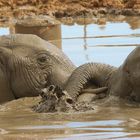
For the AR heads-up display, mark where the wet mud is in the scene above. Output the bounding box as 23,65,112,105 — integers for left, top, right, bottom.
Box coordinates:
32,84,140,113
32,85,95,113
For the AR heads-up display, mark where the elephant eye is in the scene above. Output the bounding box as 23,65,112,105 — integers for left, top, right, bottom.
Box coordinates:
37,54,48,63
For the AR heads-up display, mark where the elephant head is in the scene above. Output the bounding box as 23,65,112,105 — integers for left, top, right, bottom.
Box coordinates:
0,34,75,103
110,47,140,102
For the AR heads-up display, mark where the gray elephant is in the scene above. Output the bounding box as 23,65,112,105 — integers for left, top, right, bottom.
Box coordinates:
63,47,140,103
0,34,75,103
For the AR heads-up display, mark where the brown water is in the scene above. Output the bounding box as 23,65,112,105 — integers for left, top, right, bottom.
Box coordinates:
0,16,140,140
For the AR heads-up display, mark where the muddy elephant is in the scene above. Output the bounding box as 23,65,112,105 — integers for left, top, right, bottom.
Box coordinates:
0,34,75,103
63,47,140,103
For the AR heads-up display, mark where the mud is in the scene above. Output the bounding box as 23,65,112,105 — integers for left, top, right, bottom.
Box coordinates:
32,85,95,113
32,85,140,113
0,0,140,24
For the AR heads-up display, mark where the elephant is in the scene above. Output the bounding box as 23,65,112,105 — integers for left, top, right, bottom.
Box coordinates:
63,47,140,103
0,34,75,103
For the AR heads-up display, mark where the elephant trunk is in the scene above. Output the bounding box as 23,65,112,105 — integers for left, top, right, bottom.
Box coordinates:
64,63,116,101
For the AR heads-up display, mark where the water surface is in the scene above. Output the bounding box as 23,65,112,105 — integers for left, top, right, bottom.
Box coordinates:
0,16,140,140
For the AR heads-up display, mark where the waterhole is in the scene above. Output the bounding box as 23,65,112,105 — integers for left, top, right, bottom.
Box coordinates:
0,15,140,140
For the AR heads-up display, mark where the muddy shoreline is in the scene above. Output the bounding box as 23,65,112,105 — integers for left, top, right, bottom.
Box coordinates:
0,0,140,24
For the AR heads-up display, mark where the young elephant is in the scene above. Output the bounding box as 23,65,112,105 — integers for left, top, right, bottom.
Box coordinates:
0,34,75,103
63,47,140,103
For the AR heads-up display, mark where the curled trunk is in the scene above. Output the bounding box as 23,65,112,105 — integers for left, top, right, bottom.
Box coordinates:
64,63,116,101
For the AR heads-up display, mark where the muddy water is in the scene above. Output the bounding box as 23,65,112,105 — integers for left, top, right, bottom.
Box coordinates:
0,16,140,139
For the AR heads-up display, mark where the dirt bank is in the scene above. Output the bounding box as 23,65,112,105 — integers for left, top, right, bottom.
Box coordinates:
0,0,140,23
